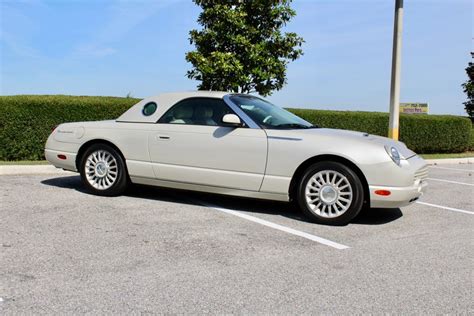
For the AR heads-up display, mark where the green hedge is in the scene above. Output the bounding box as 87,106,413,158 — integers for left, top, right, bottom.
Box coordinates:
288,109,472,154
0,95,139,160
470,127,474,151
0,95,471,160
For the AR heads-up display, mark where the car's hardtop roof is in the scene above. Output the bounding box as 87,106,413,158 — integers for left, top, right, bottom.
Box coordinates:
116,91,234,123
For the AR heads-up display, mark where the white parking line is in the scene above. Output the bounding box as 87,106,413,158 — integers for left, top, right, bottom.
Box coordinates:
195,200,349,250
416,201,474,215
427,178,474,186
429,166,473,172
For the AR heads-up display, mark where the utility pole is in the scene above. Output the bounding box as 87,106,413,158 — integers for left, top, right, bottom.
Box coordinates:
388,0,404,140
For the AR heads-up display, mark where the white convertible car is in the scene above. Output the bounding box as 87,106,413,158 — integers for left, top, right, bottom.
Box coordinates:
45,91,428,225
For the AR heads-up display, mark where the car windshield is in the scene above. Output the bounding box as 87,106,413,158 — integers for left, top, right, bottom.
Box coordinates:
229,95,317,129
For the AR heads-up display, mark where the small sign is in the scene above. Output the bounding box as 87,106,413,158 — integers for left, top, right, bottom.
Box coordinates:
400,103,429,114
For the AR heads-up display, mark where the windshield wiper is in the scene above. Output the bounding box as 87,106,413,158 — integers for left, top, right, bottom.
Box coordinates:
274,123,319,129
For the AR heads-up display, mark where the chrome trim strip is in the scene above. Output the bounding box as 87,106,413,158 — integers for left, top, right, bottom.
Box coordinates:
223,94,261,129
267,136,302,141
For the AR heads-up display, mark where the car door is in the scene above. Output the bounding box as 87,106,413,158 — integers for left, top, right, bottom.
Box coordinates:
148,97,267,191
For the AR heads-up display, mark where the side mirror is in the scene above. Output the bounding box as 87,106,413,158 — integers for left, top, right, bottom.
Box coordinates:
222,114,242,126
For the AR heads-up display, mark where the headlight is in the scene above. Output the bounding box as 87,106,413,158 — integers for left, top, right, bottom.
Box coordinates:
385,145,403,166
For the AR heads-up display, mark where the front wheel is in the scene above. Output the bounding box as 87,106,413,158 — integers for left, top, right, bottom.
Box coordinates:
79,144,128,196
296,161,364,225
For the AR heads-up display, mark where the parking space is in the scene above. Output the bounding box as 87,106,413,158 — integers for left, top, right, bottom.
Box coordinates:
427,165,473,184
420,165,473,212
0,164,472,313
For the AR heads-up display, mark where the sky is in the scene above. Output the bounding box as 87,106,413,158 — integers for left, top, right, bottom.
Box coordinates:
0,0,472,115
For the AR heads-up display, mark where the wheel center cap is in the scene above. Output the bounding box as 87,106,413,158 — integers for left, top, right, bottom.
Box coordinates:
95,162,107,177
320,185,338,204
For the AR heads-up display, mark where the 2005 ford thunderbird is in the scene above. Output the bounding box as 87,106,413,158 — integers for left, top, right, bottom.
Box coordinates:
45,91,428,225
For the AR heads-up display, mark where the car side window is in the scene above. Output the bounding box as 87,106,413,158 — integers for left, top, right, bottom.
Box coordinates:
158,98,235,126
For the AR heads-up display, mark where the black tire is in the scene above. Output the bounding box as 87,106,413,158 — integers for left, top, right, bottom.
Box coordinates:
79,143,128,196
296,161,364,225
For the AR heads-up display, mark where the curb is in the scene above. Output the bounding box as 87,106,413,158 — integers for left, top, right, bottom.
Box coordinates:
0,165,74,176
424,157,473,165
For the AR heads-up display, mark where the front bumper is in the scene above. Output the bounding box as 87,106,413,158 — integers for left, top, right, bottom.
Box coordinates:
369,180,427,208
369,154,428,208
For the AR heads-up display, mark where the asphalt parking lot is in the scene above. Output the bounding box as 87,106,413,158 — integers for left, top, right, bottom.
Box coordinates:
1,164,473,314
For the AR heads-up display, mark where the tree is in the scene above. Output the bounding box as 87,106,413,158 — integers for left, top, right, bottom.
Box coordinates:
462,52,474,119
185,0,304,96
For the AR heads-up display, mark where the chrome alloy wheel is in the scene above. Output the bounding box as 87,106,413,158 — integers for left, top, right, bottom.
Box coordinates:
305,170,353,218
84,150,118,190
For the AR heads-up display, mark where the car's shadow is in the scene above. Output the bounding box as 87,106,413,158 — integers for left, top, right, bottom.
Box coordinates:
41,175,403,226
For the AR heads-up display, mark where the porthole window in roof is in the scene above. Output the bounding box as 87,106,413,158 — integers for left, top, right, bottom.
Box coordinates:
142,102,157,116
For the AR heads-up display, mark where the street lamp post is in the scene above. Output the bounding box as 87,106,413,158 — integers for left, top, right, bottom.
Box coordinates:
388,0,404,140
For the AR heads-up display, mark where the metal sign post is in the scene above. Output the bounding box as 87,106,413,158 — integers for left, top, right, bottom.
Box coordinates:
388,0,404,140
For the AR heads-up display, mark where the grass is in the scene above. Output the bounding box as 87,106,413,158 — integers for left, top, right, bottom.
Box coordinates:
0,160,50,165
420,152,474,159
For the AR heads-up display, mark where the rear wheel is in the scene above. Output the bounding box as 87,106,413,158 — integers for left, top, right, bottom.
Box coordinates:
296,161,364,225
79,144,128,196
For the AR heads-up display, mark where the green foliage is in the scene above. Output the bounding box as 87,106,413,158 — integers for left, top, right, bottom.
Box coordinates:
398,114,471,153
462,52,474,119
186,0,304,96
288,109,472,154
470,127,474,151
0,95,138,160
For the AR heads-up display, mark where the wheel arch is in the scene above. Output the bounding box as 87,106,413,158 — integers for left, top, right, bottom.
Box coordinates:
289,154,370,208
75,139,127,172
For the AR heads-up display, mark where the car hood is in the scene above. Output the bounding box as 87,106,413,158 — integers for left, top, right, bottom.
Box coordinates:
265,128,417,159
